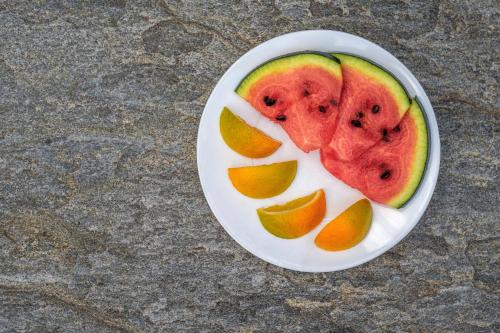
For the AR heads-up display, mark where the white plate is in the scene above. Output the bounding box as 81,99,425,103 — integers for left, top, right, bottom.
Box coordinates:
197,30,440,272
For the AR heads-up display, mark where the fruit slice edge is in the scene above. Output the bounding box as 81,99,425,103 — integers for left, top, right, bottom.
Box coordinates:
235,51,341,97
387,98,429,208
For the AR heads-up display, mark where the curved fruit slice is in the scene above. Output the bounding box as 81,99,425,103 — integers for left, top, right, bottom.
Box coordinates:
236,52,343,152
325,53,411,161
228,161,297,199
220,107,281,158
321,99,428,208
315,199,372,251
257,189,326,239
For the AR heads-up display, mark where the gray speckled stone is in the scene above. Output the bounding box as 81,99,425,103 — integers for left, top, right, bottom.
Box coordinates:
0,1,498,332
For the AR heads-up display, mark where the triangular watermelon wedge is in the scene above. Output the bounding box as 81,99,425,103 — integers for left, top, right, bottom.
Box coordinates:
324,53,411,161
236,52,343,152
321,99,429,208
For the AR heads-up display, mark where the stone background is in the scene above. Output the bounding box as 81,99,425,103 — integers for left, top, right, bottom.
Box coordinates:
0,1,498,332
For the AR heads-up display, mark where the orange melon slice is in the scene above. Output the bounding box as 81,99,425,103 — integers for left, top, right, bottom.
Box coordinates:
220,107,281,158
257,189,326,239
315,199,372,251
228,161,297,199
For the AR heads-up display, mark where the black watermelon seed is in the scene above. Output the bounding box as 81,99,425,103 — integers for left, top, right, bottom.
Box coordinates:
382,129,389,142
276,114,286,121
319,105,326,113
372,105,380,113
357,112,364,118
303,90,310,96
263,96,276,106
380,170,391,180
393,125,400,132
330,99,338,106
351,119,362,128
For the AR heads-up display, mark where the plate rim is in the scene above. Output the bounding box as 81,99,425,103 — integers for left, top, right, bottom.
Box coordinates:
196,30,441,272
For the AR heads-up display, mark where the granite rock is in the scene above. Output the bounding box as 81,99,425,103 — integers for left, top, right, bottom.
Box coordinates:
0,0,498,332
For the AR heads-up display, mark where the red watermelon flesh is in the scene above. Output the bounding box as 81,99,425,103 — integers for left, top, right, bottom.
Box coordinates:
236,53,343,152
325,54,410,161
321,99,428,208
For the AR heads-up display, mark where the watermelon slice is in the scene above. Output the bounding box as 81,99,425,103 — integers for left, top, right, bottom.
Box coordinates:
321,99,429,208
235,52,343,152
325,53,411,161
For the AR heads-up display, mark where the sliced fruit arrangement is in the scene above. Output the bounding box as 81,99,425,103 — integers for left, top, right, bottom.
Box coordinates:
257,189,326,239
228,161,297,199
219,107,281,158
321,99,428,208
219,50,429,247
315,199,372,251
324,53,411,161
235,52,343,152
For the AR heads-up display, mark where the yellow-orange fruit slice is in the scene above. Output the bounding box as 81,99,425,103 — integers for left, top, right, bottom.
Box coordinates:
220,107,281,158
257,189,326,239
315,199,372,251
228,161,297,199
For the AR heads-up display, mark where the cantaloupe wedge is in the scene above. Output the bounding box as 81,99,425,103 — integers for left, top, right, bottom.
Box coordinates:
228,161,297,199
220,107,281,158
315,199,372,251
257,189,326,239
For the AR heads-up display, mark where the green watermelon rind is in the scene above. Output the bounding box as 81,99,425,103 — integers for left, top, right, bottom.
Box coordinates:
235,51,342,98
330,52,426,208
331,53,411,118
389,98,429,208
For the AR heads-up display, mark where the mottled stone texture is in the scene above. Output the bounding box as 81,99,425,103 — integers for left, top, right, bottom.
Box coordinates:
0,0,498,332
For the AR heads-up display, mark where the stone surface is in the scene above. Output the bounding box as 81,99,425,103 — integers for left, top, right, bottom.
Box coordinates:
0,0,498,332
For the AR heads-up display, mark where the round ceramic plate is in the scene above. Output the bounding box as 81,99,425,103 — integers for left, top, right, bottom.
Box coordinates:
197,30,440,272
